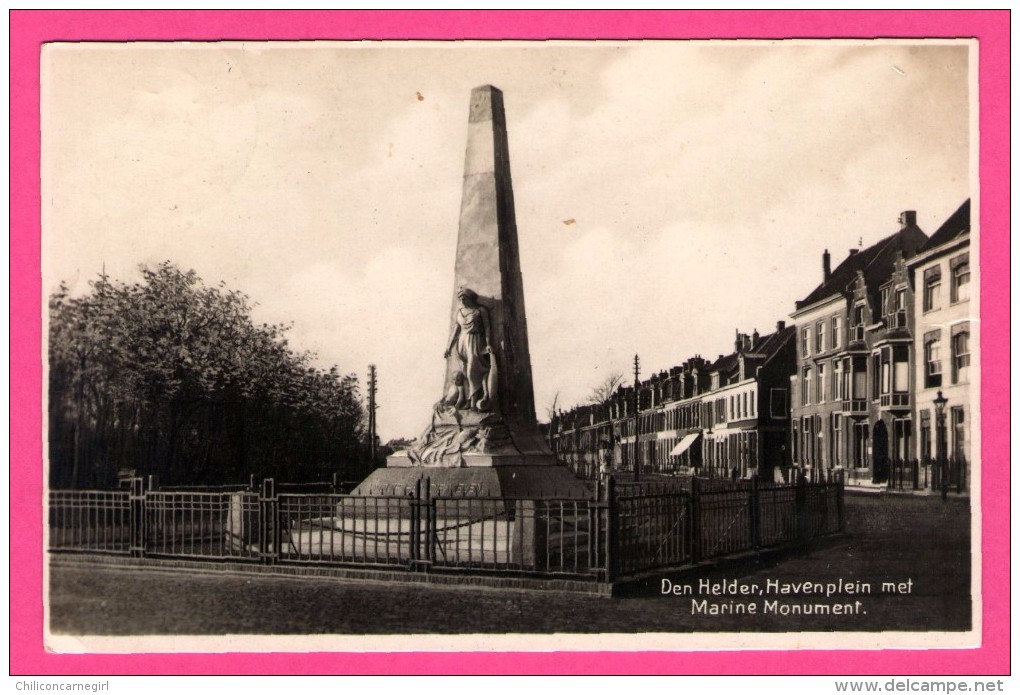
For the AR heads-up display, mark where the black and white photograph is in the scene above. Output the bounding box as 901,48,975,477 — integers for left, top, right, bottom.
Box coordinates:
42,39,977,653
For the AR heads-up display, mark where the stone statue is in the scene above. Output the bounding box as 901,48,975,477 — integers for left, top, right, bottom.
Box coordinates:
438,370,468,411
444,288,497,412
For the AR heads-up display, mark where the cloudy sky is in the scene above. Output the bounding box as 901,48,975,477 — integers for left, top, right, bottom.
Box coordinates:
42,41,972,441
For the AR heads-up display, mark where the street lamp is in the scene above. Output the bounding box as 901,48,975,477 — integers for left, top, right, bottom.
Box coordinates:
934,390,948,502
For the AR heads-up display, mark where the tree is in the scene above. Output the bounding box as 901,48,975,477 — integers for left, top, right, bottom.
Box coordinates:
587,372,624,405
48,262,367,488
544,391,560,421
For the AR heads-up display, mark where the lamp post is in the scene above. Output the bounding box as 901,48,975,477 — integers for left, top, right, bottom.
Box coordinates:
934,390,948,502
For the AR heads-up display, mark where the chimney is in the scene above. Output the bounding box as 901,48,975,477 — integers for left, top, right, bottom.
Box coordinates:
899,210,917,229
848,248,859,257
776,320,786,331
752,329,760,344
823,249,832,282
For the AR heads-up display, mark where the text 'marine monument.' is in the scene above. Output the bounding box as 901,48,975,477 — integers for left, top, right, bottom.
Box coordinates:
355,85,588,498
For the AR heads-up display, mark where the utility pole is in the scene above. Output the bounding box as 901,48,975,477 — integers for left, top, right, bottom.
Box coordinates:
367,364,378,469
633,353,641,483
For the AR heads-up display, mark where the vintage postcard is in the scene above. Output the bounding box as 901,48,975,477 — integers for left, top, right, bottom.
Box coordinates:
13,11,1010,676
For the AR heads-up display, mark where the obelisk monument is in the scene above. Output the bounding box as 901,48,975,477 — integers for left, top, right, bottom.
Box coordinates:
354,85,587,498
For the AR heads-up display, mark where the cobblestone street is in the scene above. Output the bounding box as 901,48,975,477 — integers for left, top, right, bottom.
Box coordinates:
48,493,971,636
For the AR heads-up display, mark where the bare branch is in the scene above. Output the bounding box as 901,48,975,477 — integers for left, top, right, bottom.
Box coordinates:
587,372,624,405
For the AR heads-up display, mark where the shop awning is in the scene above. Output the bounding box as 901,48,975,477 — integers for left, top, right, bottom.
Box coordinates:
670,432,701,457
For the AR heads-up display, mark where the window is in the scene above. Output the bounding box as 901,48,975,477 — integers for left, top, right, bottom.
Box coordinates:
802,367,811,406
817,363,826,403
815,321,825,353
880,287,890,316
924,330,942,388
892,289,907,327
801,327,811,357
770,388,787,419
831,316,841,350
893,345,909,393
951,407,966,461
832,360,841,400
951,255,970,303
952,330,970,383
851,304,865,342
923,267,942,312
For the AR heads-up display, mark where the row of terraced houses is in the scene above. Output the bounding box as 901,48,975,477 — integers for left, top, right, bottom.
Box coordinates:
546,200,973,490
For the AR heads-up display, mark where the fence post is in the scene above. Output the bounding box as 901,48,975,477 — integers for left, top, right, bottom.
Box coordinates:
795,472,807,540
590,478,602,575
259,478,278,564
423,477,433,567
129,477,145,557
409,479,421,569
749,475,760,551
836,477,845,532
690,476,701,564
604,475,617,584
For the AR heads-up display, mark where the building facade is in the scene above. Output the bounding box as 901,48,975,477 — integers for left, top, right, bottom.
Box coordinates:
789,212,928,482
908,200,972,489
548,324,795,481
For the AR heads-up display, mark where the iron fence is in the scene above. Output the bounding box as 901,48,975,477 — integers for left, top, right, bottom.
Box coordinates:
278,493,414,567
614,489,691,576
143,490,262,561
49,475,843,583
49,489,132,554
886,457,966,493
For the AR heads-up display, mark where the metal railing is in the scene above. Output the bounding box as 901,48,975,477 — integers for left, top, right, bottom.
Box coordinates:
886,457,966,493
49,489,132,554
49,475,844,583
841,398,867,414
879,392,911,409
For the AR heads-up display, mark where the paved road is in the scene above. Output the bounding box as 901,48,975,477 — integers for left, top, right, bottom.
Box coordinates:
49,493,971,635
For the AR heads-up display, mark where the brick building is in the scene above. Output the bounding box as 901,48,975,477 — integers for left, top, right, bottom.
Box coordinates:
789,212,928,482
908,200,972,489
548,323,795,481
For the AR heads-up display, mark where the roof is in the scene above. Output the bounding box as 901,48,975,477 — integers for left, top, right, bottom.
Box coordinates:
710,324,796,377
796,223,928,310
755,324,797,365
918,199,970,253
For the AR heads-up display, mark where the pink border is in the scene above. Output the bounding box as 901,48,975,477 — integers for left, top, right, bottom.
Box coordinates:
11,10,1009,675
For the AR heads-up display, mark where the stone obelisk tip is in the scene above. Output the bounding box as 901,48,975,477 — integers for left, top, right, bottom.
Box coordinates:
469,85,503,124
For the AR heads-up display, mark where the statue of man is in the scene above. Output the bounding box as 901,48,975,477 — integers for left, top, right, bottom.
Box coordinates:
443,288,496,411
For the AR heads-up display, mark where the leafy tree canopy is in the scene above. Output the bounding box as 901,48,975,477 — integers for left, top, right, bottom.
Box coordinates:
49,262,369,488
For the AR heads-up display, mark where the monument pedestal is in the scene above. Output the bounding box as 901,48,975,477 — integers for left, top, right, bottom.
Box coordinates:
352,460,589,499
